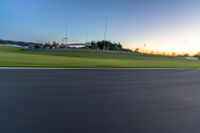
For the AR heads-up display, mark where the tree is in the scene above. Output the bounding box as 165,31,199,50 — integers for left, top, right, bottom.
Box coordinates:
52,41,59,49
89,40,125,51
124,48,133,52
33,44,42,49
0,39,5,44
194,52,200,58
117,43,123,50
134,48,140,53
59,44,66,49
43,43,52,49
183,53,189,57
91,41,98,49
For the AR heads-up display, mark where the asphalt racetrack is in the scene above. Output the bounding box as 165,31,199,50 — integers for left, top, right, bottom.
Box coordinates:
0,69,200,133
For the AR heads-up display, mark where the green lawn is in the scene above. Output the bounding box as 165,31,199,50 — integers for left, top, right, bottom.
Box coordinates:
0,46,200,68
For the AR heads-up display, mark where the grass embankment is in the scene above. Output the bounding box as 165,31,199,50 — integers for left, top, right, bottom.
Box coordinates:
0,46,200,68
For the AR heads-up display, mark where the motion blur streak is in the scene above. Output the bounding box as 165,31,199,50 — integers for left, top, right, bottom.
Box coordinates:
0,69,200,133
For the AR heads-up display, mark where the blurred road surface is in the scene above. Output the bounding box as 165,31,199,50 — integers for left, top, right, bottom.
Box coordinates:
0,69,200,133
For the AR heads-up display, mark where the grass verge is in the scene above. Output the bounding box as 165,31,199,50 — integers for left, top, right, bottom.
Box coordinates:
0,46,199,68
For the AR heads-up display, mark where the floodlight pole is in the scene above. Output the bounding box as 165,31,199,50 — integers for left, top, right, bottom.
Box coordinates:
86,30,88,44
65,21,68,49
104,17,107,42
184,38,188,54
143,44,146,53
104,17,108,50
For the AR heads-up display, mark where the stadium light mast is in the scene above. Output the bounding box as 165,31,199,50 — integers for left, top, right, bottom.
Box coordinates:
143,44,146,53
104,17,108,50
104,17,108,42
65,21,68,47
184,38,188,54
86,29,88,44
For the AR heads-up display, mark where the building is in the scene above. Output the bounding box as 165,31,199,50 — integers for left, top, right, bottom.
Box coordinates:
67,43,91,48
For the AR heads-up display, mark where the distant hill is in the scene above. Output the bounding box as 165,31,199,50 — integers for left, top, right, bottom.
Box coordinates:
0,39,42,46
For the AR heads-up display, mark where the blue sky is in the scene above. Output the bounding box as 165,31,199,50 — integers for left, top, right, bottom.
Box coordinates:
1,0,200,53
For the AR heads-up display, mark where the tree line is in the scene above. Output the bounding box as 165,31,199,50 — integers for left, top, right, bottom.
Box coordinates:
88,41,132,52
0,38,133,52
30,40,133,52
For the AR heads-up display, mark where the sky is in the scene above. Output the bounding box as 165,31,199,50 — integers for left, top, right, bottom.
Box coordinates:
1,0,200,53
